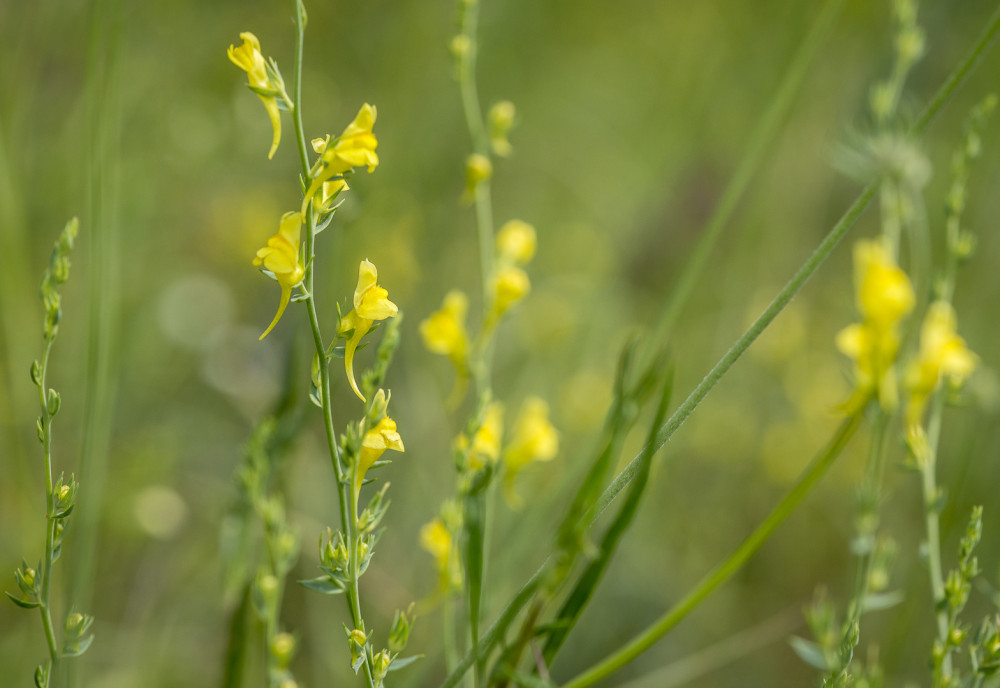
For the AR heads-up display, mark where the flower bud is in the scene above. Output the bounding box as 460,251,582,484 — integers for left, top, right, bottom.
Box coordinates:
463,154,492,201
271,632,296,667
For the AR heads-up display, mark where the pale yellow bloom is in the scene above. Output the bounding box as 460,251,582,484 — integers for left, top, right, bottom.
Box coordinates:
492,265,530,318
253,211,305,340
302,104,379,213
503,397,558,507
904,301,976,427
463,153,492,202
455,402,504,471
227,32,282,159
420,290,469,368
339,260,398,401
496,220,536,265
355,394,404,496
420,516,461,590
836,238,914,411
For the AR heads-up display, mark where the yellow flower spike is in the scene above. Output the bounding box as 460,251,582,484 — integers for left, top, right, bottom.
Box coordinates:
502,397,558,508
227,32,282,159
339,260,398,401
492,265,531,318
302,104,379,214
496,220,536,265
253,211,305,340
420,290,470,368
904,301,977,427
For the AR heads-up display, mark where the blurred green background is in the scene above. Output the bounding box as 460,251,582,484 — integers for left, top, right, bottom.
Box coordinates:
3,0,1000,685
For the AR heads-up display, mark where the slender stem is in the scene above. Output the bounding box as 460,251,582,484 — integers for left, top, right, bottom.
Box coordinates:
36,338,60,684
563,410,864,688
289,3,374,686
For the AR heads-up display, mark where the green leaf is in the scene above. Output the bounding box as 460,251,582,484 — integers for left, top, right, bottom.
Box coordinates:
62,634,94,657
299,576,345,595
34,664,47,688
789,636,833,671
5,591,40,609
386,654,423,672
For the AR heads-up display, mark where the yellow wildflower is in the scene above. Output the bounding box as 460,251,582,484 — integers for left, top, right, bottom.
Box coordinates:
836,238,914,411
339,260,398,401
253,211,305,340
420,516,461,590
904,301,976,427
420,290,470,369
496,220,536,265
502,397,558,507
492,265,530,318
355,391,404,496
227,32,283,159
455,402,504,471
302,104,379,213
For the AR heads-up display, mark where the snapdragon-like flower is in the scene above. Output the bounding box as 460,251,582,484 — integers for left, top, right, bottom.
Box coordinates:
227,32,283,159
496,219,536,265
455,401,504,471
904,301,976,427
492,265,531,318
420,517,461,590
355,391,404,497
420,290,470,369
253,211,305,340
338,260,398,401
502,397,558,507
836,238,914,411
302,104,379,214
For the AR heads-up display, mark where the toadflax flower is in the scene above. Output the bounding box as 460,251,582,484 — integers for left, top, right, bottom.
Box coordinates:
496,219,536,265
253,211,305,340
227,32,284,159
454,401,504,471
420,290,470,369
502,397,558,507
835,238,914,412
903,300,976,428
338,260,398,401
302,104,379,214
355,390,404,497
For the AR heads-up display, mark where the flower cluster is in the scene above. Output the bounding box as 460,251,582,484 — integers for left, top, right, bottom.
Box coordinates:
490,219,537,322
302,104,379,214
835,238,915,411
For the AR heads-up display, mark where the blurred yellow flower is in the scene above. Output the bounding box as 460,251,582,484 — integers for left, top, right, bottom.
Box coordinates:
463,153,492,202
227,32,283,159
488,101,516,157
339,260,398,401
302,104,379,213
503,397,558,507
253,211,304,340
496,219,536,265
455,402,504,471
492,265,530,318
420,290,469,369
904,301,976,427
420,517,460,589
836,238,914,411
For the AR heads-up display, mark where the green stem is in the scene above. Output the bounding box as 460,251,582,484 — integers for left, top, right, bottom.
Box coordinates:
562,410,864,688
289,3,374,687
923,368,951,684
37,338,59,683
649,0,845,347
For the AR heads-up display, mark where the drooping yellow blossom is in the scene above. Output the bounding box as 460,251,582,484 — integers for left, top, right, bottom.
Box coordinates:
492,265,531,318
227,32,283,159
836,238,914,411
488,101,516,157
355,392,404,496
904,301,976,428
502,397,558,508
455,402,504,471
420,290,470,368
253,211,305,340
496,220,536,265
302,104,379,213
338,260,398,401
